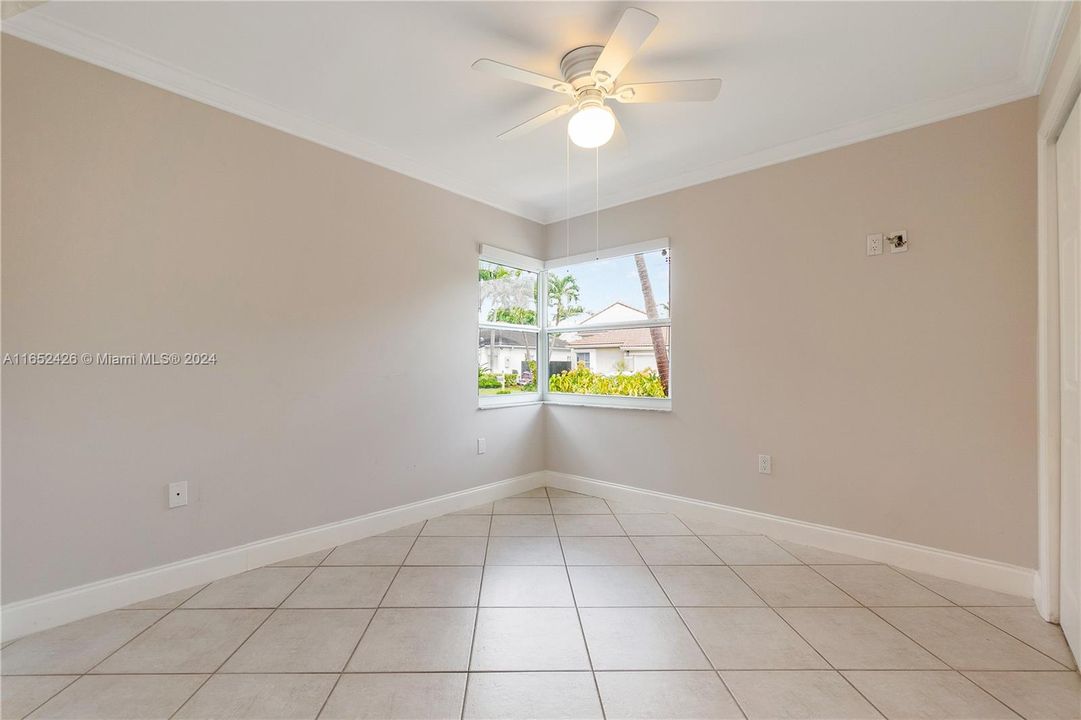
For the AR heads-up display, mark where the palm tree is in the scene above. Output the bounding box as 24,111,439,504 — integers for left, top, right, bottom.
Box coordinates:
547,273,584,325
634,253,670,395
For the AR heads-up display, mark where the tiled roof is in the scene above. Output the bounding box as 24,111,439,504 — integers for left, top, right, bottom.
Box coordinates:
566,326,670,350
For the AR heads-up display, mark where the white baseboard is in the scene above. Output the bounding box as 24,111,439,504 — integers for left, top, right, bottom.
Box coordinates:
546,471,1037,600
4,468,1039,642
0,472,545,642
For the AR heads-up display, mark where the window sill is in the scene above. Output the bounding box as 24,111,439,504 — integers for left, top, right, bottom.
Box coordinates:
478,394,672,412
543,394,672,412
478,393,542,410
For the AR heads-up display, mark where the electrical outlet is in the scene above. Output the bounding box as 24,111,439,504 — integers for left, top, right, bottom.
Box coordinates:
168,481,188,508
477,437,486,455
887,230,908,253
866,233,883,256
758,454,772,475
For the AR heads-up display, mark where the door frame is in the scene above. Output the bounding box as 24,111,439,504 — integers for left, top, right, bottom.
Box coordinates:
1037,17,1080,623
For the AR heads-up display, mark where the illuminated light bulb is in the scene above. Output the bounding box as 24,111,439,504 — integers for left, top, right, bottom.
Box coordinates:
568,105,615,149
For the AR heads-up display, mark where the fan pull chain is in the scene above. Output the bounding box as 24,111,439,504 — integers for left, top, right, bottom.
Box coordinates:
595,147,600,260
565,129,570,259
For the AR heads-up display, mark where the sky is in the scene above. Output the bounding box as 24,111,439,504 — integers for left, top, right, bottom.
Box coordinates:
551,249,669,320
479,248,670,324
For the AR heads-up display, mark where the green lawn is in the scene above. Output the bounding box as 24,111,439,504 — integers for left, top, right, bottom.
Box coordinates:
479,385,532,396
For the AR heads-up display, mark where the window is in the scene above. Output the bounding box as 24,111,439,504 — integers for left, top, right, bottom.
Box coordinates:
546,242,671,407
478,254,540,406
479,240,671,410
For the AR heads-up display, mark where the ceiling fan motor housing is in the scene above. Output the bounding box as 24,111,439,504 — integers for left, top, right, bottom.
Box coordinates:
560,45,608,93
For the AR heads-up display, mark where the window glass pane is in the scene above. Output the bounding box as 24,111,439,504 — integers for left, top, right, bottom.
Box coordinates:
478,328,538,397
479,261,538,326
547,248,669,328
548,327,670,398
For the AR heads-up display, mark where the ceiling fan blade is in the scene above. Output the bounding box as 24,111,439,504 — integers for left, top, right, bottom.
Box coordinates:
498,104,575,141
472,58,573,95
611,79,723,104
591,7,659,84
608,113,629,152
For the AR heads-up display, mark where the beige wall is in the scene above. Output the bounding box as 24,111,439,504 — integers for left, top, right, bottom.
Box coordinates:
1,38,545,603
544,99,1038,568
0,31,1044,604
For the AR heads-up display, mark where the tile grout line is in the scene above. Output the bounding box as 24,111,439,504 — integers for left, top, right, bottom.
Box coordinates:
704,516,916,713
18,667,1075,677
799,562,1024,713
458,511,493,720
613,498,750,720
679,507,893,719
555,487,608,720
753,569,891,717
16,587,209,720
22,581,213,717
893,572,1074,671
314,519,430,720
12,674,80,720
167,561,325,720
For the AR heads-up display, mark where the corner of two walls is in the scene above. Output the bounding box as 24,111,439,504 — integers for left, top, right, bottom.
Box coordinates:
1,34,1039,613
541,97,1039,571
0,37,547,606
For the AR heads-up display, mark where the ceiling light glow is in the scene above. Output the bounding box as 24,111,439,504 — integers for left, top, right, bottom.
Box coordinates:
568,105,615,148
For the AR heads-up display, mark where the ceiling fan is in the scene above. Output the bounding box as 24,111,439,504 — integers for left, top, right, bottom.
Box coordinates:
473,7,722,149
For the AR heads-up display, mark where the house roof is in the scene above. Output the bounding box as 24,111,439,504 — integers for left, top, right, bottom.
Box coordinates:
567,326,670,350
553,301,648,329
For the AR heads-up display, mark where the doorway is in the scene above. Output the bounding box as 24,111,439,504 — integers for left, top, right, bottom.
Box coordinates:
1056,93,1080,663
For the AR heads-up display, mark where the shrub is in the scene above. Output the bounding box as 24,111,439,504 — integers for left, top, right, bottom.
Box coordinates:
523,360,537,391
496,389,513,395
548,363,666,398
478,368,501,389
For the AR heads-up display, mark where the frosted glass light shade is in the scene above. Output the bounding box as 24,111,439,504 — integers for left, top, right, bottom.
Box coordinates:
568,105,615,149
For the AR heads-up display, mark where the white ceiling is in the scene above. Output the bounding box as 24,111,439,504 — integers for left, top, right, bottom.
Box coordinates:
4,2,1070,223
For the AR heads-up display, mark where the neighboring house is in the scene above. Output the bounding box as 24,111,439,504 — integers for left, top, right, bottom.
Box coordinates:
478,328,569,377
480,302,669,378
551,301,647,329
558,302,669,376
565,325,670,376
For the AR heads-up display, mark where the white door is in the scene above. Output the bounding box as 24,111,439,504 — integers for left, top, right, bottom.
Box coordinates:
1058,92,1081,664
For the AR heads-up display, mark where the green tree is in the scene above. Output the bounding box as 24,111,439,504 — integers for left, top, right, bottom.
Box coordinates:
634,253,670,395
547,273,584,324
487,307,537,325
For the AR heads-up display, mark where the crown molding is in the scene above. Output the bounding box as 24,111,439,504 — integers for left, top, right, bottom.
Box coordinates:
542,0,1074,223
547,74,1037,223
3,2,1072,227
1019,0,1075,94
1,11,550,224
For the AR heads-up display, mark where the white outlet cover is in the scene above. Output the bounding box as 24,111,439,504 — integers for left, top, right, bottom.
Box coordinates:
866,233,883,256
168,481,188,508
477,437,486,455
758,454,772,475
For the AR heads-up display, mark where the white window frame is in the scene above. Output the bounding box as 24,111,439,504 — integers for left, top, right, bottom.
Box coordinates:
478,239,671,411
478,246,542,409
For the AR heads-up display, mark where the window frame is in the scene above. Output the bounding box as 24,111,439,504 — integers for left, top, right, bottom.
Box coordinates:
478,248,542,409
478,239,671,411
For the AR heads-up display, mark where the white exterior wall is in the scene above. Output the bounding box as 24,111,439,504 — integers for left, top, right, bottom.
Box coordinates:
479,346,535,376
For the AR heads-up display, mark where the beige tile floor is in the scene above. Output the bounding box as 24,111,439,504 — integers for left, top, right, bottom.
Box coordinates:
2,487,1078,719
